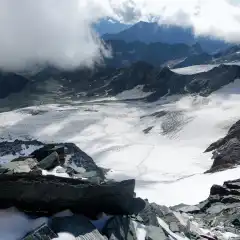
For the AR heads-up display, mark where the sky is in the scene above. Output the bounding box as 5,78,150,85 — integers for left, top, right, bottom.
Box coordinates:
0,0,240,71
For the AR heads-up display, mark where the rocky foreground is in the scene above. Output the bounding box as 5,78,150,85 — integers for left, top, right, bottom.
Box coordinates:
0,138,240,240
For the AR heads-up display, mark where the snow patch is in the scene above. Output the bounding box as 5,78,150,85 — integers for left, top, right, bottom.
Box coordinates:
172,64,218,75
116,85,152,100
133,221,147,240
42,166,70,178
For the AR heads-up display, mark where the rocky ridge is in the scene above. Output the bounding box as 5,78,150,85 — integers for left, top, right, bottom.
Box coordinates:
0,140,240,239
205,120,240,173
1,62,240,110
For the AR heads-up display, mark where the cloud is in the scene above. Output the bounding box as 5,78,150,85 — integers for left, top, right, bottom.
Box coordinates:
0,0,240,71
106,0,240,43
0,0,110,71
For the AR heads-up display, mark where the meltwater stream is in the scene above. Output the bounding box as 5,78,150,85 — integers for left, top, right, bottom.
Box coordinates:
1,79,240,206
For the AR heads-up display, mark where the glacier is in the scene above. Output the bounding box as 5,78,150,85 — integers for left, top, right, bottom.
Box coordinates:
1,75,240,208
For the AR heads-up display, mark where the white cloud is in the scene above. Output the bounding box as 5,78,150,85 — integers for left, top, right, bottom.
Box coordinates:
106,0,240,42
0,0,240,71
0,0,110,71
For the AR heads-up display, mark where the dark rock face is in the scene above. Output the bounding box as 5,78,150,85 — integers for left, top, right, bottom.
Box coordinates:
0,72,29,98
0,173,136,216
205,120,240,172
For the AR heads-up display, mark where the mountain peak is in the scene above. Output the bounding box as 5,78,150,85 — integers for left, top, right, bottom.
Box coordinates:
103,21,228,53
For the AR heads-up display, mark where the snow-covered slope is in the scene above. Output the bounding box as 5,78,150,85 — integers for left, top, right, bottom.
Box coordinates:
2,74,240,207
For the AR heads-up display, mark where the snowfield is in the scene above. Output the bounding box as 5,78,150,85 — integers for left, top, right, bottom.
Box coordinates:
1,77,240,207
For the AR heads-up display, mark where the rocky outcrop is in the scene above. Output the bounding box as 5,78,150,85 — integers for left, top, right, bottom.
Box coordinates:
205,120,240,173
0,140,240,239
0,140,105,180
80,63,240,101
0,173,136,217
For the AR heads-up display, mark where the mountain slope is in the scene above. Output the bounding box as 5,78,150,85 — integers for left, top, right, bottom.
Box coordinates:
0,72,29,99
103,21,229,53
104,40,205,68
1,63,240,107
212,44,240,64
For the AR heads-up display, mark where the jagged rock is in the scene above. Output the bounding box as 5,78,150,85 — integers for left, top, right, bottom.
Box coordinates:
62,142,105,181
171,204,201,213
22,223,58,240
146,225,168,240
210,185,231,196
50,215,106,239
37,151,60,170
18,61,240,103
0,158,38,174
205,120,240,172
31,145,65,165
0,140,106,181
102,216,137,240
0,139,42,158
0,173,138,216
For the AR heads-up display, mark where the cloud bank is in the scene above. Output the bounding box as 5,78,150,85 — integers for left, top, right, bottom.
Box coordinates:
0,0,240,71
0,0,109,71
107,0,240,42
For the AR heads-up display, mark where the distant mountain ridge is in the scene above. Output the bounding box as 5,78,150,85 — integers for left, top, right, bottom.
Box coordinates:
2,61,240,106
93,18,132,36
102,21,230,53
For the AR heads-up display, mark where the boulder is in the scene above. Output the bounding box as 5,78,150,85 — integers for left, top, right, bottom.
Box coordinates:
37,151,60,170
0,158,38,174
31,145,65,165
0,173,137,216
